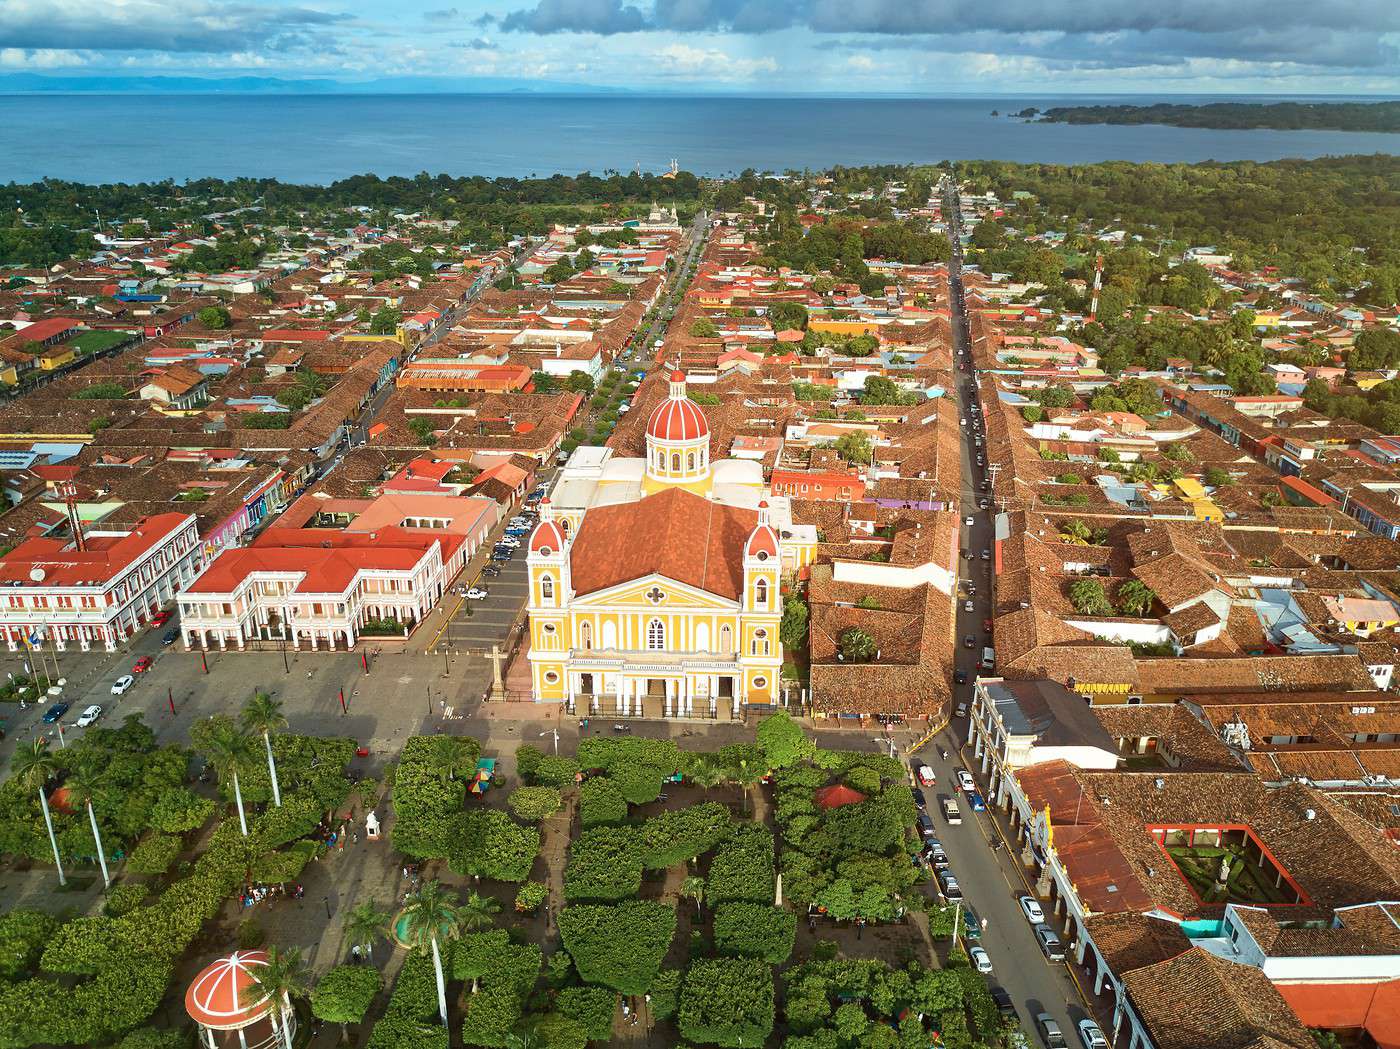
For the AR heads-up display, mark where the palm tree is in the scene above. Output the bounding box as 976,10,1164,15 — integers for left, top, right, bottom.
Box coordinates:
504,1021,542,1049
458,890,501,934
687,757,723,796
13,740,65,887
242,692,287,808
63,767,110,890
424,735,474,785
344,900,390,963
201,718,256,836
401,881,462,1027
251,945,309,1049
681,875,705,919
734,757,763,816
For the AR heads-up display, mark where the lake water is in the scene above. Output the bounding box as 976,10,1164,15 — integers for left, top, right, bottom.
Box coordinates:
2,93,1397,184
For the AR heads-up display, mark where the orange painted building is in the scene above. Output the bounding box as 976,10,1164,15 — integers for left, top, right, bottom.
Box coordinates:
770,469,866,502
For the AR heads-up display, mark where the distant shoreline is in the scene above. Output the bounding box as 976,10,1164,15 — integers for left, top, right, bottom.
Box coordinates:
1033,101,1400,133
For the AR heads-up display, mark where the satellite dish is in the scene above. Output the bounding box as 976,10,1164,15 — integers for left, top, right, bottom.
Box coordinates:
28,568,45,583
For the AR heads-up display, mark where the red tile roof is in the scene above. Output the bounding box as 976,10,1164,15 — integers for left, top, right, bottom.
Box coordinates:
568,487,755,600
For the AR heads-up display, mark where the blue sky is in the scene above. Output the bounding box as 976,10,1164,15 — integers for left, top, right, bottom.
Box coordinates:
1,0,1398,93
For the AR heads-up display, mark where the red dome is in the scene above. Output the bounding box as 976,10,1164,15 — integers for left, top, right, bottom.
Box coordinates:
647,396,709,442
185,950,272,1030
529,518,566,556
746,523,779,558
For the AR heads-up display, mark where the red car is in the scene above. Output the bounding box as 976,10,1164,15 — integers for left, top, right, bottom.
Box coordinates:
150,610,171,627
132,656,153,673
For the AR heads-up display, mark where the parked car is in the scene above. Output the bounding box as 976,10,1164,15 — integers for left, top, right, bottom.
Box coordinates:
1035,924,1065,962
481,564,502,578
912,787,927,809
954,669,967,684
916,764,936,786
1019,894,1046,925
955,702,968,718
964,516,974,527
969,791,986,811
111,675,135,695
963,634,976,649
76,705,103,727
980,548,991,560
1076,1020,1109,1049
41,702,69,723
497,536,521,548
970,946,993,974
918,812,936,838
504,527,531,538
465,587,489,601
150,610,172,627
963,600,974,613
990,987,1016,1021
962,903,983,938
938,870,962,900
132,656,153,673
956,769,975,793
1036,1014,1068,1049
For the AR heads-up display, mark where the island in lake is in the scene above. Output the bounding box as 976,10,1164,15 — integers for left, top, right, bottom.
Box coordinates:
1038,100,1400,133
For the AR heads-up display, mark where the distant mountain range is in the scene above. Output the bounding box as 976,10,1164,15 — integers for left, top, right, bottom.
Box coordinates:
0,73,627,95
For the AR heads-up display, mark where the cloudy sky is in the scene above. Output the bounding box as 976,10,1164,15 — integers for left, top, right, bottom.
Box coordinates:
2,0,1398,93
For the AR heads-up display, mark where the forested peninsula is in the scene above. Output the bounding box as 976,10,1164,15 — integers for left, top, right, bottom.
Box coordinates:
1037,101,1400,132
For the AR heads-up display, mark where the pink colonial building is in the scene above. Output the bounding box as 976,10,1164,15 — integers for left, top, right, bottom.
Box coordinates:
0,513,201,653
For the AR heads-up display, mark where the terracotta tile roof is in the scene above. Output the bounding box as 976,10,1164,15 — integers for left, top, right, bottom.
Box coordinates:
1122,948,1314,1049
1081,912,1190,975
568,487,756,601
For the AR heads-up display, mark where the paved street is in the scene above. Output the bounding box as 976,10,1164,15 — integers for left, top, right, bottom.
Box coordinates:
937,178,1092,1046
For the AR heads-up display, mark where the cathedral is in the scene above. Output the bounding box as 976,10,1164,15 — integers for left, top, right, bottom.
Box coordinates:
525,371,812,717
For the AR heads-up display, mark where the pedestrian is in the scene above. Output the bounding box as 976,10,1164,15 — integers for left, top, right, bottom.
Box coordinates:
351,944,362,964
981,917,988,931
352,830,359,845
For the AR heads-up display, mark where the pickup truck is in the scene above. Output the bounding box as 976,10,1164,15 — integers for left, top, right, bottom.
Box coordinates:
939,795,962,825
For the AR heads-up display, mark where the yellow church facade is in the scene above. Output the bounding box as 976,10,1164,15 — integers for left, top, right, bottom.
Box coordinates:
525,372,791,717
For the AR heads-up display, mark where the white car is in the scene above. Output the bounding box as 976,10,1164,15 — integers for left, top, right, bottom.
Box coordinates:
497,536,520,548
964,516,974,526
465,587,489,601
111,675,134,696
76,705,103,727
964,600,974,613
970,946,993,974
957,769,975,793
1019,894,1046,925
1077,1020,1108,1049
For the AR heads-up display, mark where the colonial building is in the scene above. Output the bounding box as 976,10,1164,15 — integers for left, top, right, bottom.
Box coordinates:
526,373,808,716
0,512,202,652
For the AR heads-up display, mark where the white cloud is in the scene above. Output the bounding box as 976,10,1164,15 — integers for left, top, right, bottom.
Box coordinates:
653,42,778,78
0,46,90,68
846,54,875,70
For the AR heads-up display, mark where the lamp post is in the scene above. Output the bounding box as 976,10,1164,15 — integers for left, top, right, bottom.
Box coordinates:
540,728,560,756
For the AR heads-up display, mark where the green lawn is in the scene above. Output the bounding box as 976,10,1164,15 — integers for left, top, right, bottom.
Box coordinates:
66,330,135,356
1165,842,1295,905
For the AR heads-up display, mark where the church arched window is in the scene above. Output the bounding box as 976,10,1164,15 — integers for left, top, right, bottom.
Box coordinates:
580,621,592,649
755,578,768,608
671,452,680,471
719,624,732,652
647,618,665,650
687,452,696,471
752,627,769,656
541,576,554,601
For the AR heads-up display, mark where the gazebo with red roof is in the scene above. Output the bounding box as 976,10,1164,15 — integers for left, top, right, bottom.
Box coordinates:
814,783,868,809
185,949,291,1049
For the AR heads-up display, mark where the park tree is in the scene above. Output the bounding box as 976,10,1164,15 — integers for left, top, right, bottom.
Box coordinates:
310,965,382,1043
564,370,595,396
507,786,562,822
13,741,65,886
251,945,309,1049
691,318,718,338
1204,466,1234,487
193,715,256,836
62,769,111,890
557,901,676,995
241,692,286,808
344,901,390,964
678,958,775,1048
768,301,808,332
756,711,815,769
400,881,463,1026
